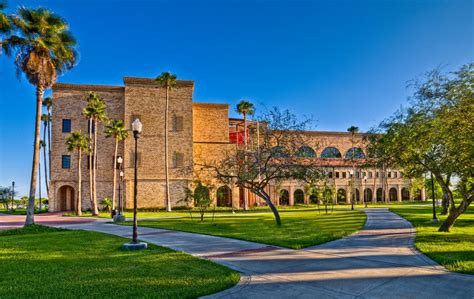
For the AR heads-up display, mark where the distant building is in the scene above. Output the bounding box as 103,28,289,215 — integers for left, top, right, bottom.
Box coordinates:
49,77,425,212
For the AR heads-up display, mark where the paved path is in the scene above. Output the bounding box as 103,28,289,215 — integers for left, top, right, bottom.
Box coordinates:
2,209,473,298
0,212,100,230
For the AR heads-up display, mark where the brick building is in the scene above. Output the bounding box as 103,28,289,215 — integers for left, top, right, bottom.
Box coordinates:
49,77,425,212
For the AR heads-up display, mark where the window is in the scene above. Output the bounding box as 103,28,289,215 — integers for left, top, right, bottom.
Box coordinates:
62,119,71,133
376,171,379,178
173,116,184,131
342,172,346,178
336,172,340,178
356,171,360,178
368,172,373,179
174,152,184,168
328,171,333,178
62,155,71,169
394,172,398,178
388,172,392,178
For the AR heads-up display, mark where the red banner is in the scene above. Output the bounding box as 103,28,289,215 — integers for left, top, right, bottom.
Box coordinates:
229,130,248,144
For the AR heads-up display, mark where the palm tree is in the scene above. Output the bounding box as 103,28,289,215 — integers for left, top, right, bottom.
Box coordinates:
105,120,128,210
82,92,107,216
0,2,11,35
236,100,255,210
66,132,90,216
41,113,50,195
347,125,359,160
347,125,359,206
43,96,53,179
2,7,77,225
155,72,177,212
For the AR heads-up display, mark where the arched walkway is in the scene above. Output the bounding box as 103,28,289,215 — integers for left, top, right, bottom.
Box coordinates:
352,188,360,203
389,187,398,201
279,189,290,205
294,189,305,204
402,188,410,201
364,188,373,202
57,185,75,211
337,188,346,204
376,188,383,202
217,186,232,207
345,147,366,159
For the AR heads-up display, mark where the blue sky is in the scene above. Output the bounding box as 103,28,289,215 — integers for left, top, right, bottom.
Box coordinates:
0,0,472,196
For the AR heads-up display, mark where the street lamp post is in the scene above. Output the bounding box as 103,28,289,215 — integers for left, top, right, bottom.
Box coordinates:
11,181,15,212
430,172,438,222
113,156,126,222
363,175,368,208
122,119,147,250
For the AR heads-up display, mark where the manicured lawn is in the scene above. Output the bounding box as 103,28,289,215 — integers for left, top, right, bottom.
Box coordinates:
0,208,48,215
390,205,474,274
0,225,239,298
122,210,366,249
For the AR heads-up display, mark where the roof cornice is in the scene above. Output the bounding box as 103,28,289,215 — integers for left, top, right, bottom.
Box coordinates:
52,83,124,93
123,77,194,87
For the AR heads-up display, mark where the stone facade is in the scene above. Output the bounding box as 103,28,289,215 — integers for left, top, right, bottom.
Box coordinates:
49,76,423,212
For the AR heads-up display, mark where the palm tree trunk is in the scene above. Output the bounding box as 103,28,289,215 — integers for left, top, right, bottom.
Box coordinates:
92,117,99,215
25,86,44,225
77,149,82,216
112,138,118,210
88,119,93,211
42,123,49,195
165,87,171,212
243,113,248,210
47,108,52,190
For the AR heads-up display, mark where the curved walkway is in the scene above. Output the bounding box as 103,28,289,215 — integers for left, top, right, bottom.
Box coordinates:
2,209,473,298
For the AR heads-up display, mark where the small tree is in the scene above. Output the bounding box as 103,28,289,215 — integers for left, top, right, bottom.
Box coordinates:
182,181,212,221
201,107,323,225
66,131,90,216
101,197,113,213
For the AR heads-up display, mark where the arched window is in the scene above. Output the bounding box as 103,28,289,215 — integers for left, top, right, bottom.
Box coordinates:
345,147,366,159
279,189,289,205
217,186,232,207
321,147,342,158
389,187,398,201
294,189,305,204
337,188,346,203
352,188,360,203
402,188,410,201
272,146,289,158
296,146,316,158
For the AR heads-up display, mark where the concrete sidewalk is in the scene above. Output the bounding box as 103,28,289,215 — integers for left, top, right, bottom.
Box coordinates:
4,209,474,298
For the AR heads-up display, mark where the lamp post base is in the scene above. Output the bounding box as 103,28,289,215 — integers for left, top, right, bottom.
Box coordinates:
113,214,126,222
122,242,147,250
430,218,439,223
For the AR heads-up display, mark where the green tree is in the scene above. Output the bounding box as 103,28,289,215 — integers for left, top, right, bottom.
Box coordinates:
42,96,53,179
0,1,11,35
155,72,177,212
104,119,128,210
236,100,255,210
2,7,77,225
182,181,211,222
82,92,107,216
66,131,90,216
367,63,473,232
41,114,50,194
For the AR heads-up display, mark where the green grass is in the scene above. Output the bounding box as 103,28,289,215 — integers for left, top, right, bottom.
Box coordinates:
0,208,48,215
0,225,239,298
390,205,474,274
121,210,366,249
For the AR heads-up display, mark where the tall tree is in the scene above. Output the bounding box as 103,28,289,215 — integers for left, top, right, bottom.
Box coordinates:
42,96,53,179
0,1,11,35
367,63,474,232
347,125,359,204
82,92,107,216
66,132,90,216
236,100,255,210
2,7,77,225
201,107,322,225
104,119,128,210
41,113,50,194
155,72,177,212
